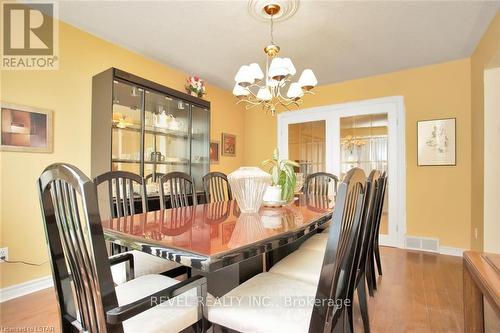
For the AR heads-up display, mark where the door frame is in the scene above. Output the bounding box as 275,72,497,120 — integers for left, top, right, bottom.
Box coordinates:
277,96,406,248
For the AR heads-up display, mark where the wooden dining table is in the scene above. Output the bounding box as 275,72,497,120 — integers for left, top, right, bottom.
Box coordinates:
103,194,334,295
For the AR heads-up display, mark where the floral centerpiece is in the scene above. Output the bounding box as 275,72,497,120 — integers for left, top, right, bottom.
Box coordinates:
185,76,206,98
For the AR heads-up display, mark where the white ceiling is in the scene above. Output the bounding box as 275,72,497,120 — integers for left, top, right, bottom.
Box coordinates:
56,0,499,90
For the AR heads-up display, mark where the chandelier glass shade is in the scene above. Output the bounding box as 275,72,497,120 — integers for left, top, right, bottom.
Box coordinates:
233,4,317,115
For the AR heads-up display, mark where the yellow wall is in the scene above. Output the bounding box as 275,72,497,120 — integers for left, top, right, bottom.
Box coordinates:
483,67,500,253
245,59,472,249
0,21,244,288
470,11,500,251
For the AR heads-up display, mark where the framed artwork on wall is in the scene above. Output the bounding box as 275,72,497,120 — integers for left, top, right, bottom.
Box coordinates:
221,132,236,157
417,118,456,166
0,102,53,153
210,140,220,164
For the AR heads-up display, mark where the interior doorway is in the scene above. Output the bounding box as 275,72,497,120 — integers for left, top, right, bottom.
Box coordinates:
278,96,406,247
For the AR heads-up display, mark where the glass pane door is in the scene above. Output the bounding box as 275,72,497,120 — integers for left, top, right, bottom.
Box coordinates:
288,120,326,177
340,113,389,235
144,91,190,181
111,80,143,175
191,105,210,191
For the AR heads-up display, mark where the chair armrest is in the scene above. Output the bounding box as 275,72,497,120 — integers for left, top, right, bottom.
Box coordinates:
106,275,207,325
109,252,135,282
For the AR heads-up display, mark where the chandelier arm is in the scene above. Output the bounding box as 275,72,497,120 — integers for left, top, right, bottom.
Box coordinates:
245,87,260,100
277,95,302,108
246,103,263,110
237,98,264,106
275,91,296,105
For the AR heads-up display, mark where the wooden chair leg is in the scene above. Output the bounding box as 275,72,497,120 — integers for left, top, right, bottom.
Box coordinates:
370,253,378,291
365,260,375,297
374,242,382,276
347,303,354,333
332,309,347,333
357,273,371,333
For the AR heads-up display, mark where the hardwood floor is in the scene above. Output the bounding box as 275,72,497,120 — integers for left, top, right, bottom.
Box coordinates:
0,247,463,332
353,247,463,332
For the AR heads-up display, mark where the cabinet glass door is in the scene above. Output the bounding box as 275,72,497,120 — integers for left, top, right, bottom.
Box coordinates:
144,91,190,181
191,105,210,191
111,80,143,175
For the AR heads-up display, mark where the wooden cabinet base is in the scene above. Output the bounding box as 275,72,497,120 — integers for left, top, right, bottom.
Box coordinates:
463,251,500,332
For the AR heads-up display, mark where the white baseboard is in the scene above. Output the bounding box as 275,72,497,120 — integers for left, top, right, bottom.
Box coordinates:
0,275,53,303
404,245,465,257
439,246,465,257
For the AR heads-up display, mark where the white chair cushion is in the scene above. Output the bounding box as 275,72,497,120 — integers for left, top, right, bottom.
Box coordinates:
116,274,199,333
269,248,324,285
112,250,181,285
208,272,317,333
299,232,329,252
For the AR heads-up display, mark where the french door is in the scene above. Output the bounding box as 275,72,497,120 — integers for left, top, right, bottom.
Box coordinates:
278,96,406,247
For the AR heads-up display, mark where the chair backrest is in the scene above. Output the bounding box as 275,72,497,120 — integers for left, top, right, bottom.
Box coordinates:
94,171,147,219
203,200,231,224
145,172,165,184
305,194,333,213
202,172,232,203
158,205,195,236
158,172,197,209
304,172,339,196
38,163,121,333
353,170,381,276
309,168,366,332
371,172,388,245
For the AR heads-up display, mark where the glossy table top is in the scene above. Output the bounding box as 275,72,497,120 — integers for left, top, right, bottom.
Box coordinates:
103,194,334,272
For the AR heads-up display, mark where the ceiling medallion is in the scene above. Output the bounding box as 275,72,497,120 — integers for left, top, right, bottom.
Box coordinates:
235,1,317,115
248,0,299,22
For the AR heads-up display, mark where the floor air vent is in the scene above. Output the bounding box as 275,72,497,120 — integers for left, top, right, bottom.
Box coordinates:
405,236,439,253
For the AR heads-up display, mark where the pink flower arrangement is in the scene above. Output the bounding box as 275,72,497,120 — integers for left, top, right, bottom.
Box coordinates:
185,76,206,98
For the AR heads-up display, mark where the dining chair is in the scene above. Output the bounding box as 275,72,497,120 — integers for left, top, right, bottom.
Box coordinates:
345,170,382,332
368,172,388,292
94,170,182,285
145,172,166,183
266,169,380,333
38,163,208,333
304,171,339,196
203,201,231,224
202,172,232,203
160,205,196,236
159,172,197,210
208,168,367,333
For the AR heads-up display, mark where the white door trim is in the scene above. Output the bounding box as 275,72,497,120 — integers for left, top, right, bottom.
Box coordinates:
277,96,406,248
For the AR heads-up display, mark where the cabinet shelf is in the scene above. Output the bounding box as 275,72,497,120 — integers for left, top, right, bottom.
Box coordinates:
112,158,190,166
341,161,388,164
112,123,204,140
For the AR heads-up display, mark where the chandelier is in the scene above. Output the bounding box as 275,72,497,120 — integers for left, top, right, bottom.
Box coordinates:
341,135,367,153
232,3,317,115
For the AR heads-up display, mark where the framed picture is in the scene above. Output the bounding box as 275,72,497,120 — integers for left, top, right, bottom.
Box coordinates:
1,102,53,153
221,132,236,157
417,118,456,166
210,140,220,164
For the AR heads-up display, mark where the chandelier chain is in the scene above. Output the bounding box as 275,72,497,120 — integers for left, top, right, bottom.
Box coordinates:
270,14,274,44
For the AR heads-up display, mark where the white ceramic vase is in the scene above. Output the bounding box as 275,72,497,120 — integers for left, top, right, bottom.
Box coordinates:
227,167,271,213
263,185,282,202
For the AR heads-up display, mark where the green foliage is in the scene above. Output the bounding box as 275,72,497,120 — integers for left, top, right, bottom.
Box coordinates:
261,148,300,201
